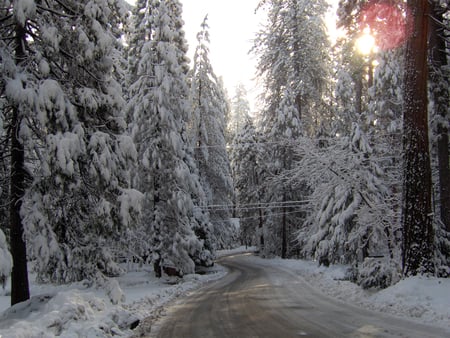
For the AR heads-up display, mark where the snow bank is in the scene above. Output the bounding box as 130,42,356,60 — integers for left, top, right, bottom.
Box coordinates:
0,264,226,337
1,251,448,337
245,255,450,331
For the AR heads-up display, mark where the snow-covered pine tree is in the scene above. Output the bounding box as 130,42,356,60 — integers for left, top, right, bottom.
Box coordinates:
189,16,235,249
1,0,36,304
333,39,361,135
252,0,330,257
366,48,404,245
292,124,400,288
227,84,251,143
254,0,331,137
334,0,378,133
128,0,213,277
230,117,262,247
0,0,141,285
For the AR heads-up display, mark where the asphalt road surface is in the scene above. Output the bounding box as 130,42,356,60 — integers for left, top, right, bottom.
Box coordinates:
152,253,448,338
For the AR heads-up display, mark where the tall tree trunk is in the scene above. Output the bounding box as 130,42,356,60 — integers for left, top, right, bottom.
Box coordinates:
281,192,287,259
401,0,434,276
9,107,30,305
355,70,363,116
9,20,30,306
429,1,450,232
153,169,162,278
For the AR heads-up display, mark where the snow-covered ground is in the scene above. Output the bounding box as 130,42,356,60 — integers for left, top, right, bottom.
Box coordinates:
0,261,227,337
0,248,448,337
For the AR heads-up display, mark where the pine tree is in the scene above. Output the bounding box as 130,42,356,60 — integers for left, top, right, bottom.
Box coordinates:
0,0,34,305
0,0,140,287
254,0,331,137
228,84,251,142
190,17,235,249
335,0,371,127
230,118,261,247
252,0,330,257
292,125,400,287
128,0,213,277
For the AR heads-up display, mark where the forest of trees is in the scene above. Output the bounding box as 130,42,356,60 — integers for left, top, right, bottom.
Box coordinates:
0,0,448,307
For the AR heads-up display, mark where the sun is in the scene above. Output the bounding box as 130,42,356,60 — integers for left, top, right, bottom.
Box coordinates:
358,2,411,51
355,29,376,55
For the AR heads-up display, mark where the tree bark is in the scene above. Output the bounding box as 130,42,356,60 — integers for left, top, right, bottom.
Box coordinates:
401,0,434,276
429,1,450,232
281,194,287,259
9,107,30,305
9,20,30,306
354,69,363,116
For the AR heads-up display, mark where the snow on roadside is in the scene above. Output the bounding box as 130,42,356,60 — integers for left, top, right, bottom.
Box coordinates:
0,263,226,338
244,255,450,331
1,248,448,337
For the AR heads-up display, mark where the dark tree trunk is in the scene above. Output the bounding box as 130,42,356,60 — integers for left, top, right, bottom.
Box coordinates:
355,70,363,116
9,21,30,306
281,196,287,259
153,174,162,278
401,0,434,276
10,107,30,306
153,257,162,278
429,2,450,232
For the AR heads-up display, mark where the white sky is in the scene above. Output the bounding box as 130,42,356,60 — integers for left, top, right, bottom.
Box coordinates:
180,0,263,112
125,0,339,112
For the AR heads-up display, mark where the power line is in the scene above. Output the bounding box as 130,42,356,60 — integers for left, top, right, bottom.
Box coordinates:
189,131,404,151
208,209,307,224
197,199,312,212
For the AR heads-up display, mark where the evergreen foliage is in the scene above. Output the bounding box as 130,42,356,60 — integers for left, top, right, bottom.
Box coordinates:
189,17,236,249
230,118,261,247
128,0,214,276
0,0,448,302
252,0,331,257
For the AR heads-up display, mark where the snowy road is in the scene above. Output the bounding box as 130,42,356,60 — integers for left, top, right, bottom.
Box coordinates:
152,254,448,337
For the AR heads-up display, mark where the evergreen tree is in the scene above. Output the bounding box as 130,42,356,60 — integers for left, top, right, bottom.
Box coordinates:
228,84,251,142
1,0,35,304
0,0,139,289
294,124,400,287
230,117,261,247
190,17,235,249
252,0,330,257
128,0,213,277
335,0,372,130
254,0,331,137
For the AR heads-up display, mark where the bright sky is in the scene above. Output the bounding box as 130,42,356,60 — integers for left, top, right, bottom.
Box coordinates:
180,0,263,112
181,0,339,112
126,0,339,112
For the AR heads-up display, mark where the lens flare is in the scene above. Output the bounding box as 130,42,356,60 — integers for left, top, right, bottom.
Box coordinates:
358,1,411,51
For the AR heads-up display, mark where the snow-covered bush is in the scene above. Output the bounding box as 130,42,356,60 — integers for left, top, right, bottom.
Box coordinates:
357,257,401,289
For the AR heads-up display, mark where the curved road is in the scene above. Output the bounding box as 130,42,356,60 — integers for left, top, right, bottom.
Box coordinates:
152,254,448,337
